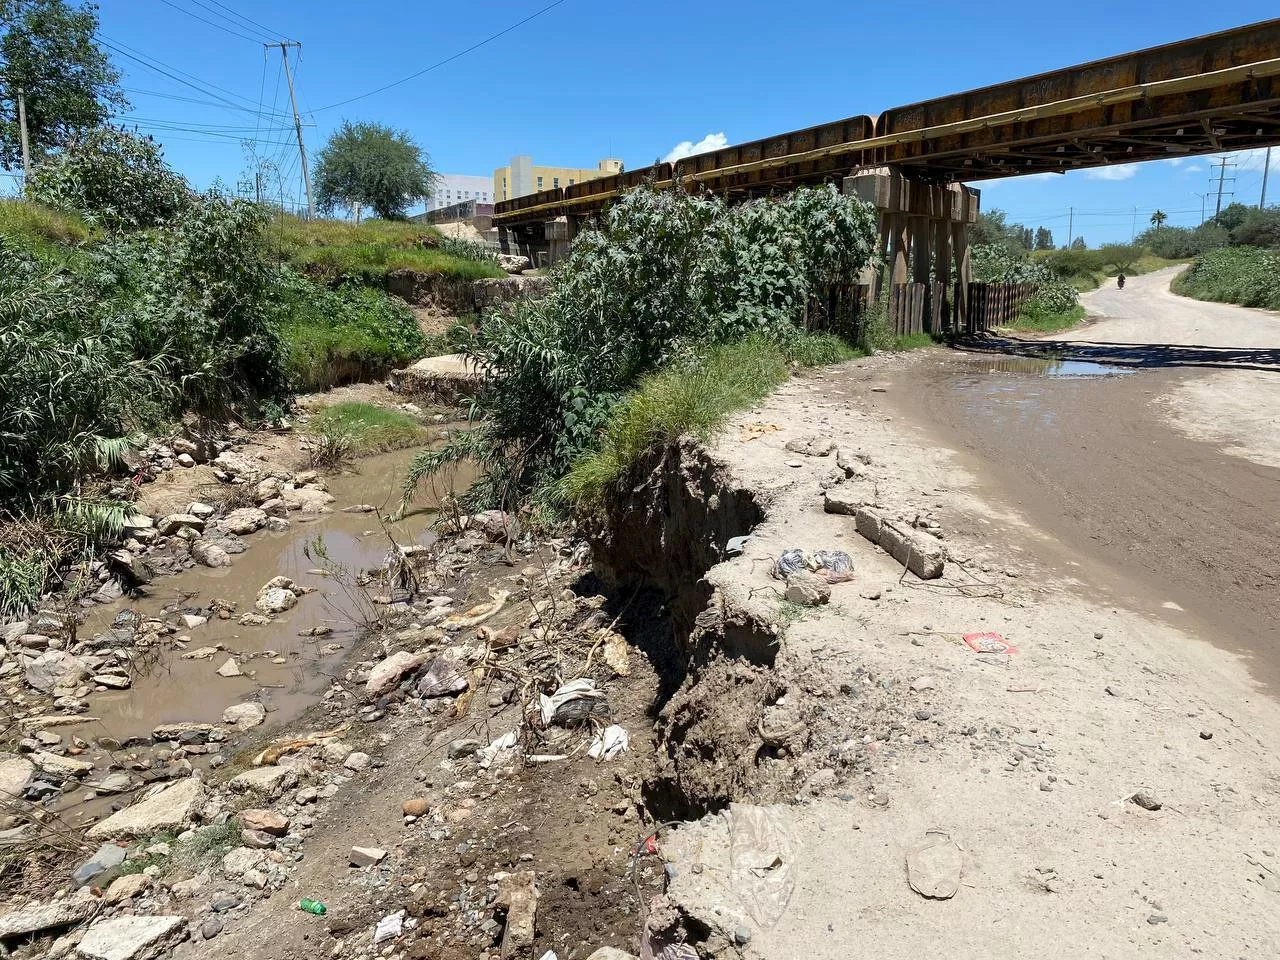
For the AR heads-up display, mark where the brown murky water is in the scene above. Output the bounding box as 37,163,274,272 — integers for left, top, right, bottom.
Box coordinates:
67,448,473,747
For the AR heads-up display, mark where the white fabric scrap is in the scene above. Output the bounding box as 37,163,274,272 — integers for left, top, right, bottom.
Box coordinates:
538,678,604,726
588,724,629,761
476,730,518,769
373,910,405,944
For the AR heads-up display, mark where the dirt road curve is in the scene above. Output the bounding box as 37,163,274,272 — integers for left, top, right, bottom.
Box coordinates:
891,267,1280,687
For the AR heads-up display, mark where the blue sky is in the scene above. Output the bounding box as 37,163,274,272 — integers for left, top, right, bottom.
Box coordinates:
91,1,1278,243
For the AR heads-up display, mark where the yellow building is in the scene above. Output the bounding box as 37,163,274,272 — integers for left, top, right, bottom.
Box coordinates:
493,156,623,202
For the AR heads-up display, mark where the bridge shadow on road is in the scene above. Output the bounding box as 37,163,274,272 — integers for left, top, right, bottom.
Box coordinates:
955,334,1280,375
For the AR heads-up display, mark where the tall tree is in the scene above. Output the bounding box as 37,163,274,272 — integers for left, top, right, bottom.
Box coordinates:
0,0,126,169
1149,209,1167,230
313,120,437,221
1034,226,1054,250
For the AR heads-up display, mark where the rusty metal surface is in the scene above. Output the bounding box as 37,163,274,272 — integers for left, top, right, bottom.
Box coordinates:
495,19,1280,224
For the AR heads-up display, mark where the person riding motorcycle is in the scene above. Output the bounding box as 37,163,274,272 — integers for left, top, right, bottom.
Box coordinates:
1117,272,1126,289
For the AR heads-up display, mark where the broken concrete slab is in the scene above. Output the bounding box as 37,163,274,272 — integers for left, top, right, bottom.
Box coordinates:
85,777,204,840
350,845,388,867
0,895,97,941
221,702,266,729
75,914,187,960
0,754,33,799
228,765,297,798
365,650,429,698
854,506,945,580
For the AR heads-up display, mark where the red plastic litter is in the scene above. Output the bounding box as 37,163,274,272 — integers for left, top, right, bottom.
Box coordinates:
963,631,1017,654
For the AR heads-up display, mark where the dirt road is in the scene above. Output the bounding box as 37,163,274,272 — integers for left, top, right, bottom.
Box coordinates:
887,269,1280,688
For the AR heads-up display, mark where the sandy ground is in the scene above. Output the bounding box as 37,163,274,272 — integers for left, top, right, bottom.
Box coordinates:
659,275,1280,958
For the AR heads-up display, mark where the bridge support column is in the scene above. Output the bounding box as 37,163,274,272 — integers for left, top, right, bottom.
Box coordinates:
844,167,979,336
545,216,579,266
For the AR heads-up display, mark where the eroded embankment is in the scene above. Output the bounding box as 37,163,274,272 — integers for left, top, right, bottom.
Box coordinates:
591,439,864,822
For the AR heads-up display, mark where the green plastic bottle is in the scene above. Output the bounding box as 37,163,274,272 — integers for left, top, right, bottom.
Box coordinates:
299,899,327,915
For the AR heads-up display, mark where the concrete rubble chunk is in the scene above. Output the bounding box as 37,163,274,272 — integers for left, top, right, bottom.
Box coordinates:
103,873,152,906
0,896,97,940
239,809,289,835
365,651,429,698
350,845,387,867
255,587,297,614
229,765,297,798
822,486,864,516
219,507,268,536
784,571,831,606
33,751,95,778
85,777,204,840
151,722,217,744
855,506,945,580
221,847,264,877
190,540,231,568
75,914,188,960
216,657,242,678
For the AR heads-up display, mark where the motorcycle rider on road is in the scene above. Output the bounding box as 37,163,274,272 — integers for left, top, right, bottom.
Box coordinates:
1117,272,1126,289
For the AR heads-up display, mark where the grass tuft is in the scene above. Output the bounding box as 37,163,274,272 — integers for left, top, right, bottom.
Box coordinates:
310,402,425,456
558,333,852,508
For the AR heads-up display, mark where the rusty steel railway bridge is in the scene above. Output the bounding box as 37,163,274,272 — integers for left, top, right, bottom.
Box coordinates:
494,18,1280,334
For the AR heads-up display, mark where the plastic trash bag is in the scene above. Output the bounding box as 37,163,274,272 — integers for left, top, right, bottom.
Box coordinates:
773,548,808,579
588,724,629,761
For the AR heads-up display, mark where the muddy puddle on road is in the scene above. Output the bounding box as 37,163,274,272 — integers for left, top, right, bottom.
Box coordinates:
66,447,472,749
965,355,1135,378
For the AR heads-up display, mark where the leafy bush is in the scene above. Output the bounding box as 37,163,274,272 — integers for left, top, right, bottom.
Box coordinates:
973,242,1080,316
402,182,876,512
1135,223,1227,259
1229,208,1280,249
94,193,288,416
277,272,426,392
26,127,191,231
1175,247,1280,309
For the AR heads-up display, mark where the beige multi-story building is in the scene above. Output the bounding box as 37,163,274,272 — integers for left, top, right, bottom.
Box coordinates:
493,156,623,202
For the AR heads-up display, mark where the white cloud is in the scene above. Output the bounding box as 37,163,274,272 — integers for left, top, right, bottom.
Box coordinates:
1233,147,1274,172
1085,165,1137,181
664,132,728,163
1181,163,1203,173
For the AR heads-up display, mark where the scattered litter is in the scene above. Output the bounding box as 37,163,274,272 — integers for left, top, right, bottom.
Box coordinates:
539,678,607,727
373,910,405,944
298,899,326,915
538,952,558,960
739,423,780,442
906,830,963,899
962,631,1018,655
725,534,753,555
476,731,518,769
773,548,855,583
442,589,510,631
588,724,629,761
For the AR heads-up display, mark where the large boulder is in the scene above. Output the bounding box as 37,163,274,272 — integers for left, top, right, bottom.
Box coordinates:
85,777,204,840
155,514,204,537
190,540,231,568
496,252,531,274
0,896,97,941
0,754,34,799
365,651,430,698
280,486,334,514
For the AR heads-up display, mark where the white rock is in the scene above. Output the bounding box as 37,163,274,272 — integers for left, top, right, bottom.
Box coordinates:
255,588,297,614
0,754,35,799
215,658,242,678
179,614,207,629
156,514,204,536
25,651,88,693
0,897,97,940
190,541,231,568
343,752,371,772
364,651,429,698
228,765,297,798
75,914,187,960
221,846,264,877
33,751,95,778
86,778,205,840
219,507,268,536
221,702,266,729
186,502,216,519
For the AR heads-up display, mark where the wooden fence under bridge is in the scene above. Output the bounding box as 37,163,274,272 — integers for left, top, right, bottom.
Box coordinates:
816,281,1041,339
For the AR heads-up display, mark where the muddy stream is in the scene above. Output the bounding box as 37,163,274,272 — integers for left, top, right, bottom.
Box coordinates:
54,446,472,824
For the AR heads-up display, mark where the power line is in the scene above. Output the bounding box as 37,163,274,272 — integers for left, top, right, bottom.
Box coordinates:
122,85,292,120
154,0,262,43
311,0,571,112
203,0,291,44
97,34,265,114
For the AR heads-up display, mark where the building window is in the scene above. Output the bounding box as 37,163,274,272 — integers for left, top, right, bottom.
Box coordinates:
537,176,543,189
553,177,559,189
568,178,575,186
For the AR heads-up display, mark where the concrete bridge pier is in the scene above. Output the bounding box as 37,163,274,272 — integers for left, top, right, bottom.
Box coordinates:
844,166,979,335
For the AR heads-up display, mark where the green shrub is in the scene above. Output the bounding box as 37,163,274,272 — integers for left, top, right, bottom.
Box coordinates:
1135,223,1228,259
402,182,877,512
438,234,498,264
26,127,191,231
0,198,92,260
1229,209,1280,249
1175,247,1280,309
275,272,425,392
94,193,288,417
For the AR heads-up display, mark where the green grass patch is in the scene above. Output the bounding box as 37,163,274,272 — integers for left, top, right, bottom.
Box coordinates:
0,198,92,263
311,402,425,455
1003,303,1087,333
891,332,943,351
557,333,852,509
272,214,503,283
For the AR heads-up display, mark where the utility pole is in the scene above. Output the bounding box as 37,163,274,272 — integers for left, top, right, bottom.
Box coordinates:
1131,206,1137,241
270,42,314,220
1211,156,1235,219
1262,147,1272,210
17,88,31,178
1067,206,1073,247
1194,192,1208,224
